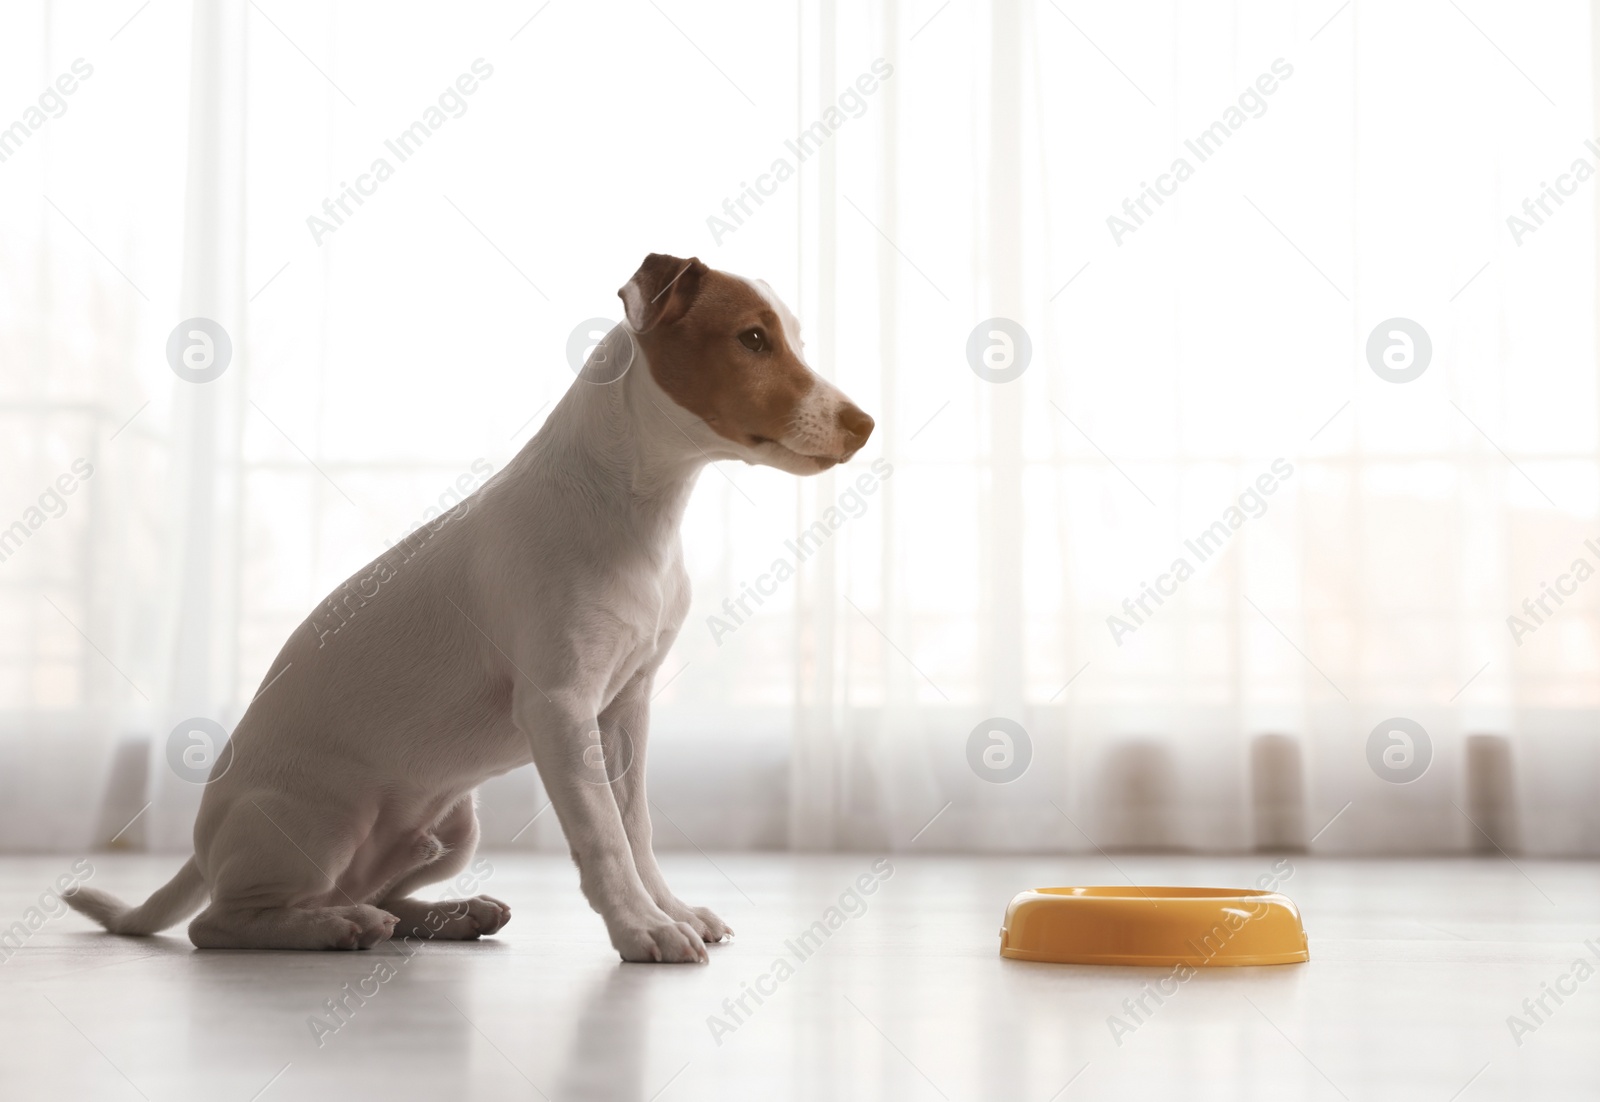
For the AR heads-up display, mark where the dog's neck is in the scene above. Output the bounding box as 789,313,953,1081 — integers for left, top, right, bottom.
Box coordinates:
515,339,714,541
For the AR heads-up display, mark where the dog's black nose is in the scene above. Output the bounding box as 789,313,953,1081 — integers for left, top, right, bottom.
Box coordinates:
838,404,874,452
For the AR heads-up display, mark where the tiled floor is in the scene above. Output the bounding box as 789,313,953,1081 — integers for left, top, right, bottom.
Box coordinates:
1,852,1596,1100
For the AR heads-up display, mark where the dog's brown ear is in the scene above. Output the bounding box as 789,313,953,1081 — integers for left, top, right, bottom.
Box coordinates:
619,253,707,332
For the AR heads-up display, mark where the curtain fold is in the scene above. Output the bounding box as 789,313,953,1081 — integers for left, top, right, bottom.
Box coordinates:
149,0,249,852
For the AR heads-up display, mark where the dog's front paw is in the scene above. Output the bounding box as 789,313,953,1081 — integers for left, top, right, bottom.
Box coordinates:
662,901,734,944
611,918,710,964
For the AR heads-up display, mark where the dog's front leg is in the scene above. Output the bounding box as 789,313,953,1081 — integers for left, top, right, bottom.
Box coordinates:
516,687,708,963
601,675,733,944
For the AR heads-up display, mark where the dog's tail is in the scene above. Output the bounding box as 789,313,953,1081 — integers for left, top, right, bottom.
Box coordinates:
63,857,208,936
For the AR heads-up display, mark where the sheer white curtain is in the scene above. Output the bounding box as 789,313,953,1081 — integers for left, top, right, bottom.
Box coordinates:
3,0,1598,857
805,0,1600,856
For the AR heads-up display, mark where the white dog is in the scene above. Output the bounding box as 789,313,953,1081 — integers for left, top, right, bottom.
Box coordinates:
66,254,874,962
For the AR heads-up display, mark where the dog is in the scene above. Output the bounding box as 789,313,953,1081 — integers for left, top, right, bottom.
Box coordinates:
65,253,874,962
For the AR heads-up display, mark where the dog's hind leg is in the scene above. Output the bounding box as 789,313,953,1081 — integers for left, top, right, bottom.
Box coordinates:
376,797,511,941
188,796,399,951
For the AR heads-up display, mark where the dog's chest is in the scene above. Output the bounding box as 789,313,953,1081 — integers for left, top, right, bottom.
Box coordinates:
591,553,688,697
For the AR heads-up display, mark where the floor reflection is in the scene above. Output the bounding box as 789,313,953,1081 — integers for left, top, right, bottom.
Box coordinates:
552,964,652,1101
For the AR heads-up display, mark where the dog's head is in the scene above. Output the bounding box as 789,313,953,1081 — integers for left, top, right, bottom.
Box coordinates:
618,253,874,474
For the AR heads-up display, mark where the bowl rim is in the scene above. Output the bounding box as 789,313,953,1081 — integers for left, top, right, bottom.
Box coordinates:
1025,885,1290,901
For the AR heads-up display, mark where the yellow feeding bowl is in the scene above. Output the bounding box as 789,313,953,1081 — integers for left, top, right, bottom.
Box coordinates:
999,886,1309,967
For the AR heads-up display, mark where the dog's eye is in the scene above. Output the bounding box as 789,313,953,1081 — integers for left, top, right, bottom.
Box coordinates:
737,328,768,353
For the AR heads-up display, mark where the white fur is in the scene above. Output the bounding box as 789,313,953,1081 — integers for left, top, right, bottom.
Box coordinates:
64,270,867,963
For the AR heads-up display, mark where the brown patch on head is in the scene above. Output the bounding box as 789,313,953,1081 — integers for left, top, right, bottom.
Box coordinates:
618,253,815,449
